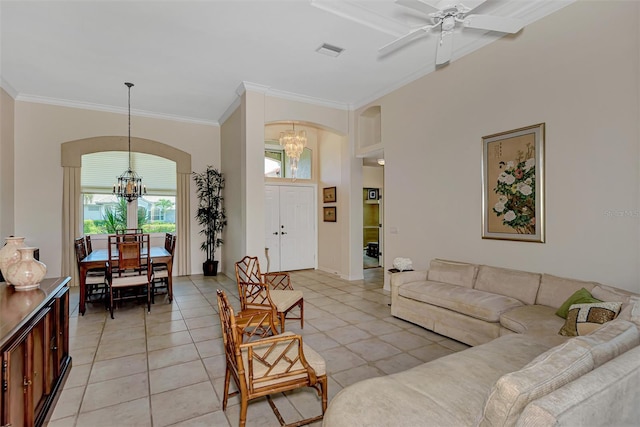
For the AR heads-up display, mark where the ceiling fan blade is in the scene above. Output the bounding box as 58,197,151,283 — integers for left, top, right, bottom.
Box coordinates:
463,14,524,33
395,0,439,15
435,31,453,65
379,26,430,56
455,0,487,13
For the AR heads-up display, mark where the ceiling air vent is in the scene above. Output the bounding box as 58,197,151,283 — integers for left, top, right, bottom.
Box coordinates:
316,43,344,57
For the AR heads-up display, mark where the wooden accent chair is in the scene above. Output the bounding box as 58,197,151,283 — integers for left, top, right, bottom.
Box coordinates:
216,289,326,427
74,237,106,303
152,233,176,303
106,241,153,319
235,256,304,333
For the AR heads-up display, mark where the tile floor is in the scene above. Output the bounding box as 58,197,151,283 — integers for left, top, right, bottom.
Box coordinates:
48,268,468,427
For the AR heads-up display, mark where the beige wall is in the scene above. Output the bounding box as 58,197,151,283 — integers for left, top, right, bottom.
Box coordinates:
0,88,15,238
363,166,383,189
220,106,243,276
13,101,219,277
366,0,640,292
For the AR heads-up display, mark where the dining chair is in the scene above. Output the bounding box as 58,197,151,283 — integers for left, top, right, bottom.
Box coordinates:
235,256,304,333
85,235,93,254
216,289,326,427
152,233,176,303
74,237,106,303
106,240,153,319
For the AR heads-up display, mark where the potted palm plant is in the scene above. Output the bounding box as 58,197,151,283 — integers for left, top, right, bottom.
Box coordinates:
193,166,226,276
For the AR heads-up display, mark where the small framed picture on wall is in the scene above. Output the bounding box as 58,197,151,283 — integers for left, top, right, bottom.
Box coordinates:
367,188,379,200
323,187,337,203
323,206,337,222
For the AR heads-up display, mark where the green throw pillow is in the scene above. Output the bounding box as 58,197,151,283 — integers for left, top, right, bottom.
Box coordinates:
555,288,602,319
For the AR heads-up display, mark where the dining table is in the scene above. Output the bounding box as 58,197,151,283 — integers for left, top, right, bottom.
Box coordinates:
78,246,172,315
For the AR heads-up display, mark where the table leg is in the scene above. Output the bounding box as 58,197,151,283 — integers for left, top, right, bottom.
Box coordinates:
167,261,173,303
79,264,87,315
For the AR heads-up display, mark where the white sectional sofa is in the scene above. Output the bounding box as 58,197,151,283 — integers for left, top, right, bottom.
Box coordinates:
323,259,640,426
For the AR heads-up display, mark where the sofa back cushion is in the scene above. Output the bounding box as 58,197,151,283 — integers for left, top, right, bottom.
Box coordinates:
573,319,640,367
427,259,478,288
591,284,634,304
474,265,541,305
477,339,594,427
536,274,598,309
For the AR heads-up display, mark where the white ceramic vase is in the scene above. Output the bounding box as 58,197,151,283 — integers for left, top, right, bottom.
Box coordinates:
0,237,26,284
5,247,46,291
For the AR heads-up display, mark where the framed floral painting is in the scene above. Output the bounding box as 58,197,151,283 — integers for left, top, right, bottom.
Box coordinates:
482,123,545,242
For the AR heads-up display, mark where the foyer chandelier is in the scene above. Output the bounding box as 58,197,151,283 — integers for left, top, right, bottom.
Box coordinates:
113,82,146,203
279,123,307,178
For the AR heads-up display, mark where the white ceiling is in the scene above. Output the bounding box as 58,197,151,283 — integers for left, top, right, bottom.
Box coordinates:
0,0,573,125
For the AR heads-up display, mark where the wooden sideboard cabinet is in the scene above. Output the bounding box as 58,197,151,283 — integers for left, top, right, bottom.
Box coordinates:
0,277,71,427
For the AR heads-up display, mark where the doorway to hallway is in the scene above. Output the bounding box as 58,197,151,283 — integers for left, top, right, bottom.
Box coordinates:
363,187,382,269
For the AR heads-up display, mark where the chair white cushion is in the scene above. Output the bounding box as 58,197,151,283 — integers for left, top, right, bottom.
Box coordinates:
112,275,149,287
269,290,303,312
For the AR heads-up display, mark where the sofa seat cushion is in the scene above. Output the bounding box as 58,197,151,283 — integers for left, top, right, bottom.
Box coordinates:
399,281,524,322
500,305,566,336
324,334,556,427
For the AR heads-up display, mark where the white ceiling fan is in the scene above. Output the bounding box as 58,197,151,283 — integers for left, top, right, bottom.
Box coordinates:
383,0,525,65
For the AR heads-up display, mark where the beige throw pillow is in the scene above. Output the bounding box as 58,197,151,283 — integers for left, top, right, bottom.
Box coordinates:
558,302,622,337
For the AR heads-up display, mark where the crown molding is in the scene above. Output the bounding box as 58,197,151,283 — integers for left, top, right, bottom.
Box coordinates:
14,93,218,126
266,87,350,111
0,78,18,99
236,81,270,96
218,96,242,125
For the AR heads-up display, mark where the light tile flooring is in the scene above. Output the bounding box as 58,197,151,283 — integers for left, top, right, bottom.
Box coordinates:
48,268,468,427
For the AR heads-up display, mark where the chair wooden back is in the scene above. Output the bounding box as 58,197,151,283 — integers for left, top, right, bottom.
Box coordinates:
216,289,246,393
74,237,87,264
116,228,143,235
116,228,144,242
164,233,172,252
116,241,143,276
235,256,272,311
85,235,93,254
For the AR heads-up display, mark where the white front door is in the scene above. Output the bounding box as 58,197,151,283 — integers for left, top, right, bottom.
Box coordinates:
265,185,316,272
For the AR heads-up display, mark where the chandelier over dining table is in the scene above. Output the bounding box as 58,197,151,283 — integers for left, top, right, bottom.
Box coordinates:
279,123,307,178
113,82,146,203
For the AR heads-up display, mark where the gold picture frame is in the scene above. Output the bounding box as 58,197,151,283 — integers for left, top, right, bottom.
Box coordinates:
482,123,545,242
323,206,337,222
323,186,337,203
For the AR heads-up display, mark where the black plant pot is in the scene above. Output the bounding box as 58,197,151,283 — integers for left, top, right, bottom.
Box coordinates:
203,260,218,276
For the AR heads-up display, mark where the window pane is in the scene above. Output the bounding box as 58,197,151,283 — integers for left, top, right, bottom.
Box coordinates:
82,152,177,235
141,195,176,233
265,158,281,177
265,147,312,179
83,193,122,235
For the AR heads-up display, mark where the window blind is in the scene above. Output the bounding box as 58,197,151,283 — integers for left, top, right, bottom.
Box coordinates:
81,151,176,195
